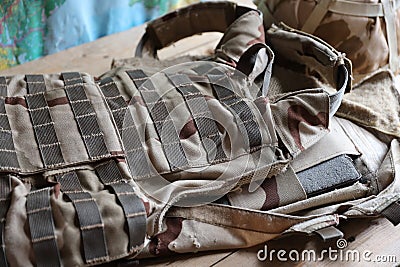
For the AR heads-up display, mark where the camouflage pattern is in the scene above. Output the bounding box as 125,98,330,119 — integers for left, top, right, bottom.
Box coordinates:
0,2,399,266
256,0,400,76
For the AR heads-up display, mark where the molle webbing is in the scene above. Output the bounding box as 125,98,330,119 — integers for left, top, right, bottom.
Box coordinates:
26,188,61,267
0,77,7,96
25,75,64,167
62,72,109,160
95,160,147,251
193,64,263,150
0,175,11,267
126,69,188,171
0,77,19,170
166,73,227,163
56,172,109,264
98,77,151,178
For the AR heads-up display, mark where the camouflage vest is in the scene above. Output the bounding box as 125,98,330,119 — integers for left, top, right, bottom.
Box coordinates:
256,0,400,76
1,2,399,266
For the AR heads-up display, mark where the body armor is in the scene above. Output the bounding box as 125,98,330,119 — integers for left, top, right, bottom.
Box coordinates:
0,2,399,266
256,0,400,76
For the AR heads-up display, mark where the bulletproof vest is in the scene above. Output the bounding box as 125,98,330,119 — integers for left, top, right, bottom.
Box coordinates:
256,0,400,76
1,2,399,267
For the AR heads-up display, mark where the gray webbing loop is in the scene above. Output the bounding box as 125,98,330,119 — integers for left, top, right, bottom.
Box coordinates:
25,76,65,167
192,64,263,150
98,77,151,178
0,78,19,170
166,73,228,163
0,175,11,267
126,69,188,171
0,77,7,97
56,172,109,264
26,188,61,267
62,72,109,160
95,160,147,251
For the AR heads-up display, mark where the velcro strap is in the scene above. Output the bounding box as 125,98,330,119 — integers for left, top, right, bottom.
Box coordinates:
56,172,109,264
166,73,228,163
62,72,109,160
0,175,11,267
95,160,147,252
381,201,400,226
26,188,61,267
126,69,188,171
98,78,151,178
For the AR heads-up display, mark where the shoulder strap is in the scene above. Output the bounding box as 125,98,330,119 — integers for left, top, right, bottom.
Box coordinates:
266,23,351,117
135,2,260,59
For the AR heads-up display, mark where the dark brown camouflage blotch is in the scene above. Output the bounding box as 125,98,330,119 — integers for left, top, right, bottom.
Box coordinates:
179,118,197,139
261,176,279,210
287,105,328,151
149,217,184,255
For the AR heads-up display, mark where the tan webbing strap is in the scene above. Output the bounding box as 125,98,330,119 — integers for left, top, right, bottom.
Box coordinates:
0,175,11,267
301,0,332,34
320,0,400,17
95,160,147,251
0,79,19,170
62,72,109,160
256,0,276,28
56,172,109,264
381,201,400,225
26,188,61,267
98,77,151,178
0,77,7,97
382,0,399,73
166,73,228,163
126,70,188,171
25,75,64,167
193,64,263,150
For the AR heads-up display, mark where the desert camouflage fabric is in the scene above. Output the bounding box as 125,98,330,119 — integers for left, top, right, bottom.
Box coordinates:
256,0,400,76
0,2,400,266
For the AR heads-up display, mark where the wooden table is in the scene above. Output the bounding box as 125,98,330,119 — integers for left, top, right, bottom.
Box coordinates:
1,2,399,266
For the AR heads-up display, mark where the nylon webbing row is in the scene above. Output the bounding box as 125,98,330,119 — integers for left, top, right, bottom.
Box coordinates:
166,73,228,163
0,77,7,97
382,200,400,226
126,70,188,171
56,172,109,264
193,65,262,150
26,188,61,267
0,80,19,169
62,72,109,160
25,75,64,167
0,175,11,267
98,77,151,178
95,160,146,251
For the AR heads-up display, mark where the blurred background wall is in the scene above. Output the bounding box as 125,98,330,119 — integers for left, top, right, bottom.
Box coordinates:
0,0,199,70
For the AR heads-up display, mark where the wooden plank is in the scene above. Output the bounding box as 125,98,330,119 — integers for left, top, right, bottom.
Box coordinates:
214,218,400,267
138,250,235,266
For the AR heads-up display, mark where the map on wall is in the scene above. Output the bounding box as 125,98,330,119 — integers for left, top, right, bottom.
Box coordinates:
0,0,196,70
